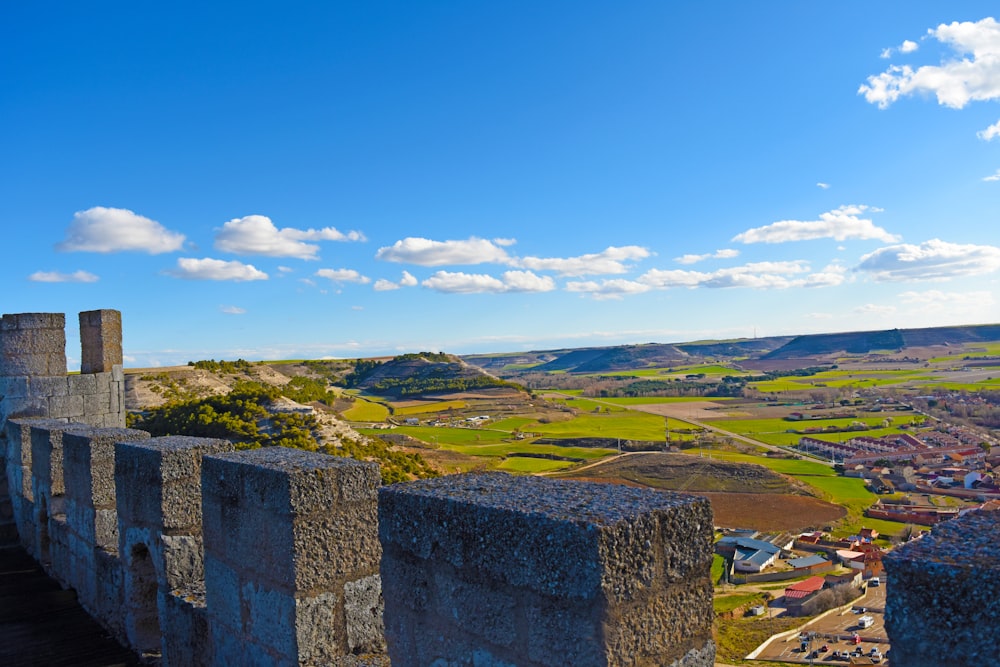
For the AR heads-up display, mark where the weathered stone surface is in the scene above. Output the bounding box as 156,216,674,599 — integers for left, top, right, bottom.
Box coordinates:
30,419,90,504
202,447,384,665
116,436,233,532
885,510,1000,667
0,312,67,377
379,472,715,667
79,309,123,374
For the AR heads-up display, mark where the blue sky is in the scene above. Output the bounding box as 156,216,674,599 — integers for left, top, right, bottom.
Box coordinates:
3,2,1000,368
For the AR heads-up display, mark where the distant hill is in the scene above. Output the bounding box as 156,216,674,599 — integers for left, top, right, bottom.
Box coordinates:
764,324,1000,359
352,352,517,397
464,338,792,375
463,323,1000,374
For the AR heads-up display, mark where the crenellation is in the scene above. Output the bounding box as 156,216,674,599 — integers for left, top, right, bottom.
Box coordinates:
378,472,716,667
884,509,1000,667
202,447,385,665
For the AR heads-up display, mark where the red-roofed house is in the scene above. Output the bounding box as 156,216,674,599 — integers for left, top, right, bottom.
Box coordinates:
784,576,827,615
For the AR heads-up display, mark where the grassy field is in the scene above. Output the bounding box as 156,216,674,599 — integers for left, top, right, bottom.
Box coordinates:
712,554,726,585
594,396,736,405
340,398,390,422
393,400,467,415
527,411,673,441
703,415,912,448
496,457,577,473
714,592,765,614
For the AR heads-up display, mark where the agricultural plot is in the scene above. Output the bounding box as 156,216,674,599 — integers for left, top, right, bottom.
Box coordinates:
703,415,912,448
496,457,577,473
526,411,674,441
340,398,390,422
393,399,467,415
592,396,737,406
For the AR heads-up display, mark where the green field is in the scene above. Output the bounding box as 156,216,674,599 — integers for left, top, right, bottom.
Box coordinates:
704,415,912,447
341,398,390,422
590,396,735,405
527,411,673,441
496,457,577,473
393,400,467,415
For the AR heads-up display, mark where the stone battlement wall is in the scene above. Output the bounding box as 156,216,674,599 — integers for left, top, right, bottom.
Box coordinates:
0,310,718,666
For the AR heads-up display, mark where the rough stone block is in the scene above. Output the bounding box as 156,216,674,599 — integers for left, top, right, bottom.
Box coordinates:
116,436,233,532
162,587,210,667
31,419,90,498
203,447,381,592
28,375,70,397
83,391,110,417
379,473,715,667
68,373,98,396
47,394,85,419
6,418,36,498
884,510,1000,667
202,447,383,665
95,549,127,644
0,312,67,377
79,309,123,374
344,574,386,654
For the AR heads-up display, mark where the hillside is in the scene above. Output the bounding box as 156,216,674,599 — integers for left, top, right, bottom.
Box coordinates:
764,323,1000,359
351,352,517,397
465,338,791,375
460,324,1000,374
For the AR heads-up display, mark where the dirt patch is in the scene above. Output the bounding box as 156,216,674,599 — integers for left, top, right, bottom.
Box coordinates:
626,400,734,421
559,452,806,494
700,492,845,531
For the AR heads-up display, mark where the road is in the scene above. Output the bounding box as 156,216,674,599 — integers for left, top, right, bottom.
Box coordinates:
545,392,835,468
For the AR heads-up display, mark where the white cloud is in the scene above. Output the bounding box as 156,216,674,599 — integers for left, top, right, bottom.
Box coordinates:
214,215,365,260
376,237,512,266
854,304,897,316
732,205,899,244
277,266,294,273
373,270,419,291
565,279,651,300
515,245,650,276
421,270,555,294
901,39,919,53
28,270,99,283
983,169,1000,182
501,270,557,292
494,237,517,247
57,206,185,254
169,257,268,281
315,268,371,284
639,260,843,290
816,182,831,189
857,239,1000,281
899,289,996,309
979,119,1000,140
675,248,740,265
220,305,246,315
860,17,1000,109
